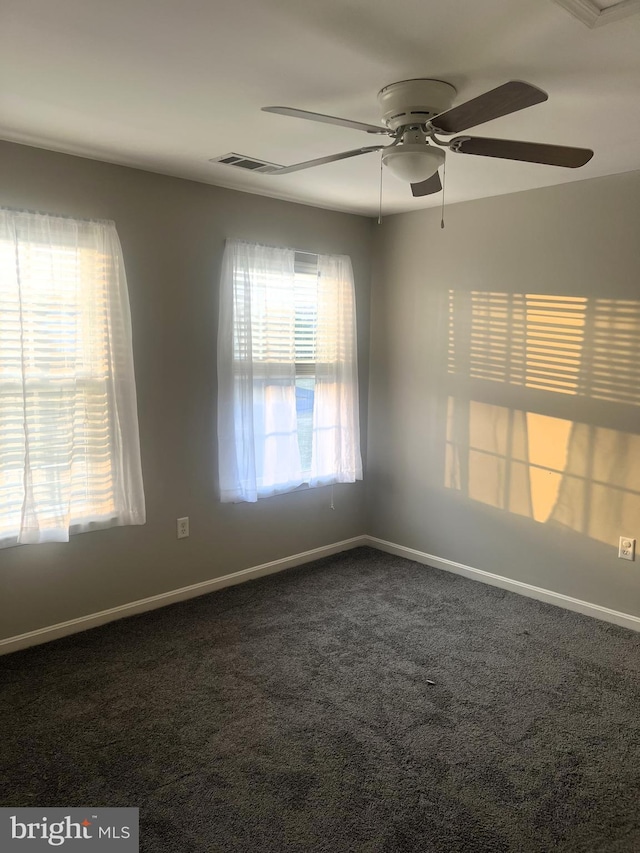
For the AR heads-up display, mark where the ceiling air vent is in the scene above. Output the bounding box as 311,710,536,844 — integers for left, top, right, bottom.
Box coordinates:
210,153,281,172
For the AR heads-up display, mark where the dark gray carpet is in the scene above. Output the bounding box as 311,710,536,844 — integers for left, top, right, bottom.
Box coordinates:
1,547,639,852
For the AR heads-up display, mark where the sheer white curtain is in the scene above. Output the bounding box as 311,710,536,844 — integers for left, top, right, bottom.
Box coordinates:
217,240,362,503
218,240,302,502
0,208,145,547
310,254,362,486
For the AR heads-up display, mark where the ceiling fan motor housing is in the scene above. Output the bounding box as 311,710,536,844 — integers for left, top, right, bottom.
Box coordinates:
378,79,457,130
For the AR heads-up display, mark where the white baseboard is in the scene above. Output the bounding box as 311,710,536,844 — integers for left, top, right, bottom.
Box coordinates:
0,535,368,656
366,536,640,633
4,533,638,655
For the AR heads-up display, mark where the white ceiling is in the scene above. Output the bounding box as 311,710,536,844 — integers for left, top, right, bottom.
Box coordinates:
1,0,639,216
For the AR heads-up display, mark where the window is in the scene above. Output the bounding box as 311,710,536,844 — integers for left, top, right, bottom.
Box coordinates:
217,240,362,503
0,208,145,547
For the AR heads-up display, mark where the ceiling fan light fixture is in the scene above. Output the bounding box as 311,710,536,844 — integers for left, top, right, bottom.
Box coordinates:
382,144,445,183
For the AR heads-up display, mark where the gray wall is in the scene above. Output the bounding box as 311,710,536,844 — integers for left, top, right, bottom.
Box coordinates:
2,139,639,642
368,171,640,618
0,141,374,640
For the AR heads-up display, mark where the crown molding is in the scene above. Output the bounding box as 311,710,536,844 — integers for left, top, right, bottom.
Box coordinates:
553,0,640,27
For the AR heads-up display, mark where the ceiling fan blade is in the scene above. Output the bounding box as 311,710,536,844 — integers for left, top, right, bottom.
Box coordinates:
263,145,385,175
411,172,443,197
431,81,548,134
451,136,594,167
262,106,388,135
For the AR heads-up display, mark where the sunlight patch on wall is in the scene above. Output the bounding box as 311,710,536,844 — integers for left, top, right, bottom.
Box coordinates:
445,398,640,546
446,399,572,524
526,413,572,522
448,291,640,406
445,289,640,545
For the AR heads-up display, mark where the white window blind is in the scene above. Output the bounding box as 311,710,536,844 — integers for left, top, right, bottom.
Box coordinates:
0,208,145,547
294,253,319,475
217,240,362,503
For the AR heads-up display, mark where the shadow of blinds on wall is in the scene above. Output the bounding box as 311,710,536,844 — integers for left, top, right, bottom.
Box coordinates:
447,291,640,406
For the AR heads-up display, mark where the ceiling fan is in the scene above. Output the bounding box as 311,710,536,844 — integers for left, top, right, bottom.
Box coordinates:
257,79,594,197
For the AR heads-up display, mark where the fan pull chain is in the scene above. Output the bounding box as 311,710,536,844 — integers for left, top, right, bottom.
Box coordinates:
440,161,446,230
378,152,383,225
330,485,335,510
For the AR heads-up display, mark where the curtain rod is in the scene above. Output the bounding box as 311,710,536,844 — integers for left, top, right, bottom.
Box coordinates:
1,206,114,226
226,238,326,259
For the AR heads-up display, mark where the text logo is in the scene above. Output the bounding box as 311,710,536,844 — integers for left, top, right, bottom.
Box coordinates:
1,809,138,851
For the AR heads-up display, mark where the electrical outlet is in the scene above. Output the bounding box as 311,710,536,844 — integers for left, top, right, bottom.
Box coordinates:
177,517,189,539
618,536,635,561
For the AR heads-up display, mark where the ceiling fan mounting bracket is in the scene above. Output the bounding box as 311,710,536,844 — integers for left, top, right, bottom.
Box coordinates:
377,79,457,131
